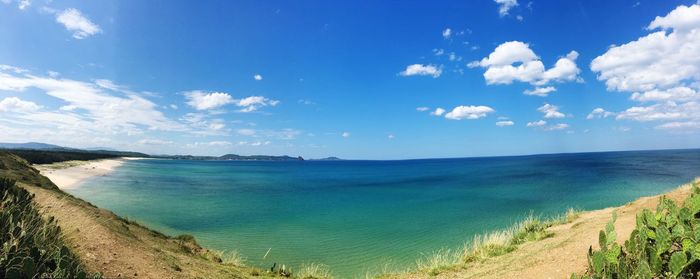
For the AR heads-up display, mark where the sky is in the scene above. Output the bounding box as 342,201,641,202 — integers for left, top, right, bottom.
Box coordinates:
1,0,700,159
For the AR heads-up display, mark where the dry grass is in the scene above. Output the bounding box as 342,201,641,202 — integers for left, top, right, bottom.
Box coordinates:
415,249,461,276
212,249,246,266
385,208,582,277
297,263,333,279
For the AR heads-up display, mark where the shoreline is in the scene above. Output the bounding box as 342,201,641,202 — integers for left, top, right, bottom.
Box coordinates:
35,157,140,189
23,154,700,277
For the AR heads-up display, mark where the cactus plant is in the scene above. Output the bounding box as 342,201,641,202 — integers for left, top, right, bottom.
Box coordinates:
578,181,700,278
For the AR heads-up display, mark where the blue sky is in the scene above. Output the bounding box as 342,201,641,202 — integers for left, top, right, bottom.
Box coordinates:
1,0,700,159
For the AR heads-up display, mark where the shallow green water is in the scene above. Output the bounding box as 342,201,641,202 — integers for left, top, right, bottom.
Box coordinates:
69,149,700,277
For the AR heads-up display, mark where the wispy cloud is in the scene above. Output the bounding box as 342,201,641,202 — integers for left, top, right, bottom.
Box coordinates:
55,8,102,39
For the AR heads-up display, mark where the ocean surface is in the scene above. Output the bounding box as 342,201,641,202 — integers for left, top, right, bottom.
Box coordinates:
68,149,700,277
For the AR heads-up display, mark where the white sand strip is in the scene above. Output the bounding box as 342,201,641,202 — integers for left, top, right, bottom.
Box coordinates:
35,158,130,189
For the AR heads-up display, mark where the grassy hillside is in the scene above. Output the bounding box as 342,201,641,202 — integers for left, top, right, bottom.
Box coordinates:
0,178,96,278
0,151,58,189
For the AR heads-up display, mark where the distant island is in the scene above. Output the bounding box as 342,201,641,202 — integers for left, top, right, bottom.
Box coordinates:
161,154,305,161
310,156,343,161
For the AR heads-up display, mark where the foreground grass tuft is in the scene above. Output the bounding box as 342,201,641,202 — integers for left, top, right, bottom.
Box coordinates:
373,208,583,278
211,249,246,266
297,263,333,279
393,208,582,277
416,249,460,276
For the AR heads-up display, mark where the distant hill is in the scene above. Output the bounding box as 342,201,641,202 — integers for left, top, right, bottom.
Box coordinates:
0,142,67,150
220,154,304,161
311,156,343,161
0,142,305,162
157,154,304,161
0,142,150,161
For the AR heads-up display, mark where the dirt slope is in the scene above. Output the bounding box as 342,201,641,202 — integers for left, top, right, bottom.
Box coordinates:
21,183,263,279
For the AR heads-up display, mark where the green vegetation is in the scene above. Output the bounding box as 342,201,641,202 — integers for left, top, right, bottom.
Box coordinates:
0,178,98,278
379,209,582,277
297,263,333,279
0,152,58,189
3,149,123,164
575,181,700,279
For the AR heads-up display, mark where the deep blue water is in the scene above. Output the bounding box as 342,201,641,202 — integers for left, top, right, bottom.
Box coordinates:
68,149,700,277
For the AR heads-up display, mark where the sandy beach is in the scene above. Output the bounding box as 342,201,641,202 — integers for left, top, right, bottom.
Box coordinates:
35,158,139,189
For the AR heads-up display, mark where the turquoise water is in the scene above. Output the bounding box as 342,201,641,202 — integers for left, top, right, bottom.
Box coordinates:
68,149,700,277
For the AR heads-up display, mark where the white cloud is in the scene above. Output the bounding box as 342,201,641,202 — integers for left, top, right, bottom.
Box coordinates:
185,91,233,110
60,105,77,111
444,105,495,120
430,107,446,116
416,106,430,112
2,0,31,10
180,112,224,135
399,64,442,78
18,0,29,10
237,128,256,136
546,123,570,131
591,3,700,130
184,91,278,112
208,121,225,131
587,108,615,119
433,48,445,56
616,101,700,122
342,132,350,138
472,41,537,68
0,97,41,112
169,104,178,109
537,103,565,119
442,28,452,39
387,134,395,139
0,64,28,74
656,121,700,130
208,141,233,146
630,87,699,102
234,96,279,112
298,99,315,105
55,8,102,39
269,128,300,140
496,120,514,126
526,119,569,131
254,74,263,81
494,0,518,16
524,86,556,97
235,140,271,147
526,120,546,127
0,68,182,134
648,4,700,32
470,41,581,95
138,139,174,145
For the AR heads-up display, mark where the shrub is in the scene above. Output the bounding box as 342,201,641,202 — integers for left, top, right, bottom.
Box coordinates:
0,177,98,278
575,182,700,278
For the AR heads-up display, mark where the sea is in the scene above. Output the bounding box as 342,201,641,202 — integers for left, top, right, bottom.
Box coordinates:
67,149,700,277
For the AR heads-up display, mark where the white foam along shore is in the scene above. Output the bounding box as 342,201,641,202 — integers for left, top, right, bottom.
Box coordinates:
35,157,143,189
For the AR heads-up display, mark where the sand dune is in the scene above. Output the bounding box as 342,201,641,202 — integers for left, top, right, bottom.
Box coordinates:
35,158,129,189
